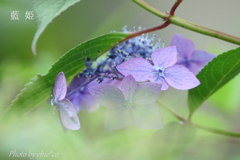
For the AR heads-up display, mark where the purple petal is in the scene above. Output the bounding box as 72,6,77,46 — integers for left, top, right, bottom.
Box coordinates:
53,72,67,101
116,58,154,82
149,75,169,91
132,82,161,104
58,99,80,130
189,50,216,75
119,75,137,100
104,107,131,131
59,120,68,133
164,65,200,90
69,92,99,113
151,46,178,68
109,79,121,87
68,75,87,92
170,34,195,58
131,103,163,129
88,84,125,108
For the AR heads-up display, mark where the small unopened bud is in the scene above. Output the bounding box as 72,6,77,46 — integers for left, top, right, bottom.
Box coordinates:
96,76,104,83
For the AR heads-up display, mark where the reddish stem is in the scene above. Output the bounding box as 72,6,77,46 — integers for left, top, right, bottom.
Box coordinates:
170,0,183,16
101,0,183,58
121,21,171,43
121,0,183,43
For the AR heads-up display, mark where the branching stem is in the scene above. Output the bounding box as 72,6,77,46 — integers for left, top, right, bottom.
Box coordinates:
132,0,240,45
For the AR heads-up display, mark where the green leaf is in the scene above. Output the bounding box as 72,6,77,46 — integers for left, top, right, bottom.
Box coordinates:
209,76,240,113
32,0,81,55
7,33,130,115
188,47,240,117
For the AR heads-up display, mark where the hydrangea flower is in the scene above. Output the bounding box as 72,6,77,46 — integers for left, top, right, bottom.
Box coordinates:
89,75,163,131
170,34,216,75
51,72,80,130
66,26,163,112
116,46,200,90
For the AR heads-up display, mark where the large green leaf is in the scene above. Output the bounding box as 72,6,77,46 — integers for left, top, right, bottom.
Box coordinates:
188,47,240,117
32,0,81,54
7,33,129,115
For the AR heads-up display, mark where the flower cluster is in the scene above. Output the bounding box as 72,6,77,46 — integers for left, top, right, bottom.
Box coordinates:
110,26,164,61
50,28,215,131
65,26,163,113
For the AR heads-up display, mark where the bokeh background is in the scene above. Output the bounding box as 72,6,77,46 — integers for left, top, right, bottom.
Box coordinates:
1,0,240,159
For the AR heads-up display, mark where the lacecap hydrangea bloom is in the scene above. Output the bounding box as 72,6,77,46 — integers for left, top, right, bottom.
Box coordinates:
170,34,216,75
89,75,163,131
65,26,163,112
50,27,206,131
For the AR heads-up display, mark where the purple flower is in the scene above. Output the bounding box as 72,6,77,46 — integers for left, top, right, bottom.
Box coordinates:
170,34,216,75
116,46,200,90
51,72,80,130
89,75,163,131
63,26,164,114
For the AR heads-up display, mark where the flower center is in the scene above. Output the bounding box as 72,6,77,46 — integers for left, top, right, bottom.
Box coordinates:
158,68,163,73
178,58,191,68
125,100,135,108
154,66,166,77
126,102,132,107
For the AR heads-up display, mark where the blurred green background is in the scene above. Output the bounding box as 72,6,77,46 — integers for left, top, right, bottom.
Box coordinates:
1,0,240,159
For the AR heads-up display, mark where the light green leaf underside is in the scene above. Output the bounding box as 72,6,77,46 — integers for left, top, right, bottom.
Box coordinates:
32,0,81,54
188,47,240,116
8,33,130,115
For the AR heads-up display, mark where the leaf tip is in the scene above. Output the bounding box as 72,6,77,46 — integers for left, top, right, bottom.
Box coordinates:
31,42,37,55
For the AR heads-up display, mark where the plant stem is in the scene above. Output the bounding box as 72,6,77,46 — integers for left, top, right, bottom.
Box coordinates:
193,123,240,138
132,0,240,45
157,100,240,138
157,100,187,123
170,0,183,16
120,21,171,44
